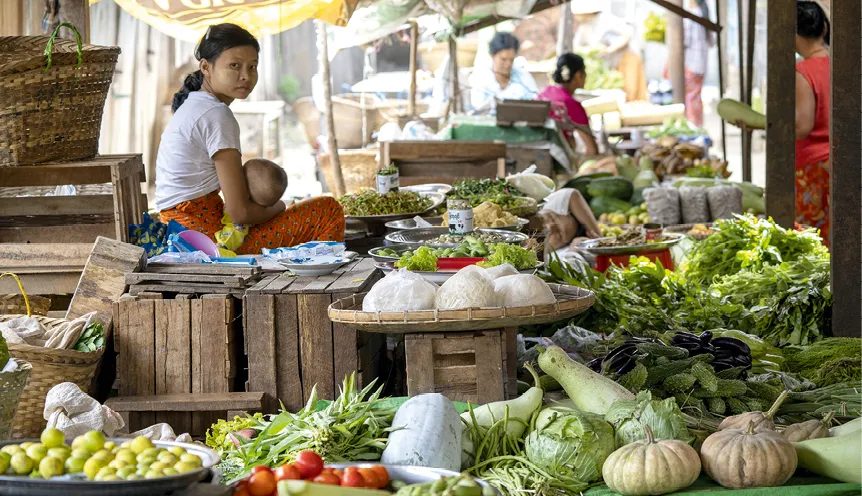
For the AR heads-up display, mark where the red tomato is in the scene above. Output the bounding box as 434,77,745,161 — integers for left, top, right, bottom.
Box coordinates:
294,451,324,479
233,480,251,496
251,466,272,475
341,470,365,487
313,473,342,485
275,464,301,481
371,466,390,487
358,468,381,489
248,470,277,496
332,469,344,478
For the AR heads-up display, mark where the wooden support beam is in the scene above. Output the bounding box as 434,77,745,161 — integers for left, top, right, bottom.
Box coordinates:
739,0,752,181
408,20,418,117
715,0,728,162
764,1,796,228
829,0,861,338
0,1,24,36
449,36,460,114
666,0,686,104
556,1,573,56
316,20,346,198
649,0,722,33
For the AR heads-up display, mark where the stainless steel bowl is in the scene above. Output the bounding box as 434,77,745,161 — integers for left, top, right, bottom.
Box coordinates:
385,217,529,232
384,228,529,247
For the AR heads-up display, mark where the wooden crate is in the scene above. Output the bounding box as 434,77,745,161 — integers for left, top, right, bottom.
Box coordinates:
506,143,555,177
379,141,506,186
244,258,383,413
404,328,518,404
0,155,146,295
113,293,241,436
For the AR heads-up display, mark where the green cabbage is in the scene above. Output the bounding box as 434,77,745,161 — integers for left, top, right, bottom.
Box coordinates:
0,334,8,370
604,391,694,449
525,404,615,483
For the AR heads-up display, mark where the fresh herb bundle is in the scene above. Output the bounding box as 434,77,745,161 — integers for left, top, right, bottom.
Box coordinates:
73,322,105,352
340,189,432,216
448,179,526,209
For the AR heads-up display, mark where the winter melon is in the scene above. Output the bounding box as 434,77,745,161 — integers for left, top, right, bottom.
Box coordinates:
718,98,766,130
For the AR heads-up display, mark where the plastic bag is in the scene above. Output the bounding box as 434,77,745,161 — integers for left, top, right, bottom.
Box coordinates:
363,269,438,312
435,265,496,309
678,186,710,224
264,242,346,262
148,251,213,264
643,187,681,225
506,165,555,201
44,382,125,439
494,274,556,307
484,263,518,280
706,186,744,220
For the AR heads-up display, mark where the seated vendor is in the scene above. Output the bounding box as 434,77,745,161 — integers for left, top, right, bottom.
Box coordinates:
155,23,344,255
538,53,599,155
540,188,602,258
469,32,539,113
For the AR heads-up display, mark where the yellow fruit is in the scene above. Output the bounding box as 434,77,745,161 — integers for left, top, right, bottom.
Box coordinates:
47,447,70,462
136,454,157,466
149,461,169,472
115,449,137,465
71,436,87,452
82,431,106,454
157,452,177,464
26,444,47,463
116,466,136,479
173,461,197,474
0,453,9,474
120,441,132,450
40,428,66,449
91,449,113,462
95,466,116,479
141,447,160,459
108,459,130,470
65,456,86,474
130,436,154,455
1,445,24,457
145,469,163,479
71,448,90,459
19,442,35,450
104,441,118,452
127,474,144,480
10,453,34,475
179,453,202,467
39,456,64,478
168,447,186,458
83,458,107,480
99,474,121,481
162,467,178,477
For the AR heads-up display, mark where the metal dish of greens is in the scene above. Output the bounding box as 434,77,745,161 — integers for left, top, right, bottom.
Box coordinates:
339,190,445,221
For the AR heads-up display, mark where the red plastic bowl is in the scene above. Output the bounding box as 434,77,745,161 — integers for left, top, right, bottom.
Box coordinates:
436,257,485,271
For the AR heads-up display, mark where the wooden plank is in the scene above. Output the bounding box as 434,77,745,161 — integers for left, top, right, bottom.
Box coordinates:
0,271,80,295
473,332,504,404
298,294,335,399
764,1,797,227
0,243,92,269
274,294,303,412
0,155,142,188
385,141,507,161
649,0,721,32
504,327,518,399
829,0,862,338
144,263,261,277
404,334,435,396
0,195,115,217
126,272,247,287
332,292,359,386
244,295,278,413
105,392,265,412
110,166,128,242
263,273,298,294
197,295,233,432
117,299,156,429
327,257,381,293
434,365,477,386
130,283,245,295
67,236,147,328
190,299,205,434
0,223,115,243
154,299,192,434
245,274,278,294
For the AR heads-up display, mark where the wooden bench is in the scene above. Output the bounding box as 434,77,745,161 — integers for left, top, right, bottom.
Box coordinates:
106,392,265,425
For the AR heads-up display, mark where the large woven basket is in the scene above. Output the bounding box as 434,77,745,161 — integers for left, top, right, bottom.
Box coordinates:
319,149,379,197
0,360,32,440
0,315,106,438
0,24,120,166
0,294,50,316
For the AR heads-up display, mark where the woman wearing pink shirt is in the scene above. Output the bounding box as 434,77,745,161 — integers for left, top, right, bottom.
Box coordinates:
538,53,599,155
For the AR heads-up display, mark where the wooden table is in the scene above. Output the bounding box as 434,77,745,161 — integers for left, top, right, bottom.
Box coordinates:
244,258,384,413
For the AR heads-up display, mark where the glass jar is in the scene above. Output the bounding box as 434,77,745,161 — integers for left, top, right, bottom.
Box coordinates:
447,199,473,234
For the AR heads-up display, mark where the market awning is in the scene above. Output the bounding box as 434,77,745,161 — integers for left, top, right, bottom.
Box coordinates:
89,0,360,42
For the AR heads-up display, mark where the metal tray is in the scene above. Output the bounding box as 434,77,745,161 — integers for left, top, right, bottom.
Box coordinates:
0,438,219,496
327,463,501,495
375,261,543,284
368,244,415,262
344,192,445,223
384,228,529,247
385,217,529,232
400,184,453,195
576,232,685,255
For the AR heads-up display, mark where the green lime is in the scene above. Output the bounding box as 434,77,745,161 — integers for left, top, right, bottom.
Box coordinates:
83,457,107,480
173,461,197,474
40,428,66,449
116,466,136,479
82,431,106,454
10,453,34,475
179,453,202,467
25,444,47,463
65,456,86,474
0,453,9,474
39,456,64,478
162,467,178,477
168,446,185,458
71,448,90,459
129,436,154,455
0,445,23,457
144,469,163,479
47,447,70,462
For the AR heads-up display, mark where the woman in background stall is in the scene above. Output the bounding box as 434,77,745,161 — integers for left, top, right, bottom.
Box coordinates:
539,53,599,155
468,32,539,112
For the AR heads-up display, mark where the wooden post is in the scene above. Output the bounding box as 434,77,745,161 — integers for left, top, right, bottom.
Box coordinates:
666,0,685,104
0,1,24,36
738,0,751,181
829,0,861,338
715,0,727,162
448,36,460,114
408,20,419,117
59,0,90,42
316,20,346,198
763,0,795,228
556,1,573,56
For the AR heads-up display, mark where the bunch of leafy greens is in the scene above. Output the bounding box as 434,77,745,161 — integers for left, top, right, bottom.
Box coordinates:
225,374,396,483
524,404,615,483
604,391,694,449
448,179,526,208
782,338,861,387
73,322,105,352
394,246,438,272
683,214,829,283
478,243,538,270
206,413,265,453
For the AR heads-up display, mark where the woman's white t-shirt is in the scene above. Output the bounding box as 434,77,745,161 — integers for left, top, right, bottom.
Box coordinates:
155,91,242,211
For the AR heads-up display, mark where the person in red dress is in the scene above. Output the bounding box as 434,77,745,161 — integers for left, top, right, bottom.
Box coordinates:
538,53,599,155
793,1,831,246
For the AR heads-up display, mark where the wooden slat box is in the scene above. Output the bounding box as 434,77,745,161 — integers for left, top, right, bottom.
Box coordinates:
379,141,507,186
244,257,383,413
404,328,518,404
113,293,240,436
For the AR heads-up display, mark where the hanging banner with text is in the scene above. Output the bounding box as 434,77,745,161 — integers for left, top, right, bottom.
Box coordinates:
91,0,359,42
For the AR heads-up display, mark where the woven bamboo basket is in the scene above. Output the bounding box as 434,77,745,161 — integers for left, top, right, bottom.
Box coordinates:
0,361,32,440
319,149,379,197
0,24,120,166
0,295,50,316
328,284,595,333
0,315,105,438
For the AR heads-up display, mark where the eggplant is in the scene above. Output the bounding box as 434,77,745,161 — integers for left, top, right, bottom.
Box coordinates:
712,337,752,355
699,331,713,343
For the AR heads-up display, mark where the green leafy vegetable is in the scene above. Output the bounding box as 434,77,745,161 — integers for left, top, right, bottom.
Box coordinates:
206,413,264,453
524,406,615,483
783,338,861,387
0,334,9,370
478,243,538,270
394,246,438,271
339,190,432,216
73,322,105,352
448,179,526,209
604,391,694,449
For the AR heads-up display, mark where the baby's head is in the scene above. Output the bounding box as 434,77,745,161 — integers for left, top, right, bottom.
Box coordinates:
244,159,287,206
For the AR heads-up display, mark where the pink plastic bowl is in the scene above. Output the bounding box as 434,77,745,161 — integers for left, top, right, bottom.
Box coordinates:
177,230,220,258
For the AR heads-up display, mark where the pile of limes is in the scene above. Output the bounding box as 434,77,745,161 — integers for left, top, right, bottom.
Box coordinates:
0,428,203,481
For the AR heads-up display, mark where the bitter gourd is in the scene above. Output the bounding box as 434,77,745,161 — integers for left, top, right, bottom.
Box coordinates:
708,397,727,415
635,342,688,360
691,361,718,392
618,362,648,391
726,397,748,415
664,373,697,393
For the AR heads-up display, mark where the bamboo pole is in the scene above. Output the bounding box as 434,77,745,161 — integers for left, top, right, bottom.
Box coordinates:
316,20,346,198
408,20,419,117
448,36,460,114
666,0,685,104
556,1,573,56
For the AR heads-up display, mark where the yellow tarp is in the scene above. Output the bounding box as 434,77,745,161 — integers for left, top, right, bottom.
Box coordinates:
90,0,359,42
